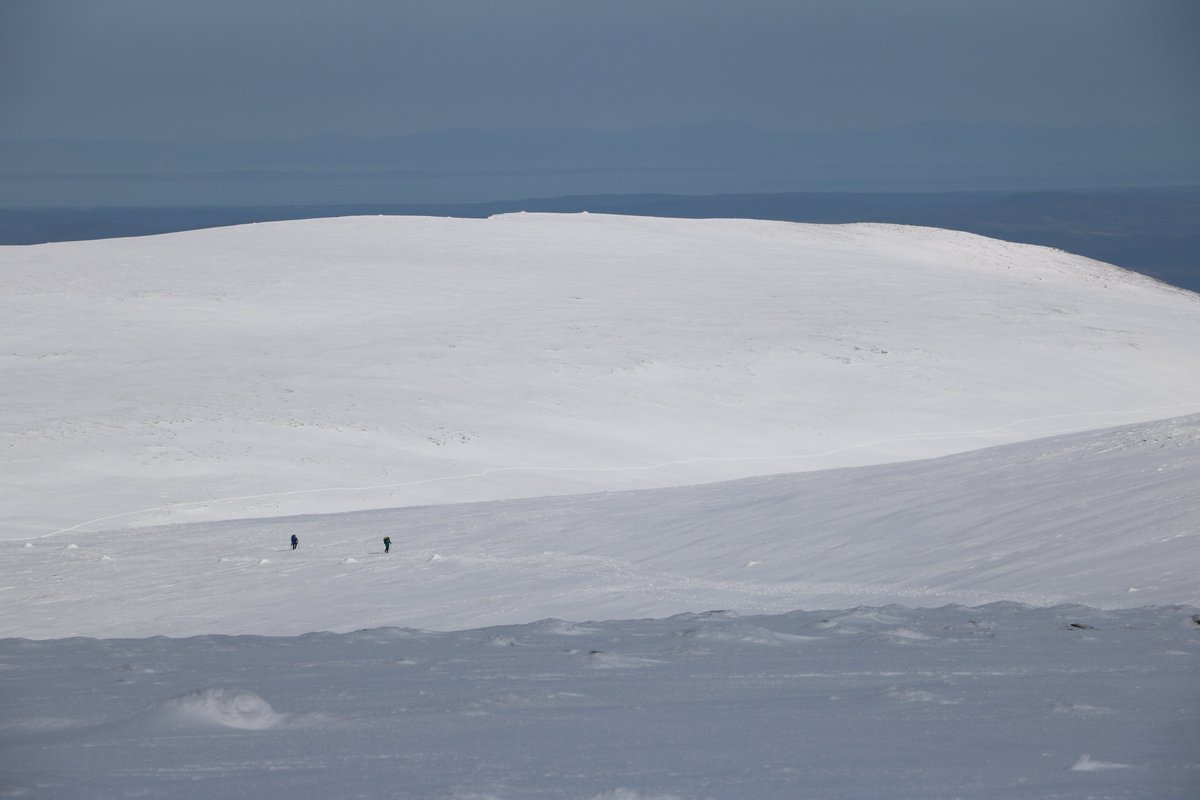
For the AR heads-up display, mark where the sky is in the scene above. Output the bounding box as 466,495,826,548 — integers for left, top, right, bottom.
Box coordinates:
1,0,1197,141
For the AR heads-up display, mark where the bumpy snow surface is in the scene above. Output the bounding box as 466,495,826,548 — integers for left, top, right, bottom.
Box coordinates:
2,215,1199,798
3,606,1198,799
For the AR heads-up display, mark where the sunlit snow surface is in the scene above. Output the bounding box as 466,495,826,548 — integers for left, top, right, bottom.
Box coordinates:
5,414,1198,639
4,214,1199,538
3,605,1198,799
3,216,1200,798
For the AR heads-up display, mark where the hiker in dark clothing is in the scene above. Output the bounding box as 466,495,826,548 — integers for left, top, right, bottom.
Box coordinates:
383,536,392,554
290,534,298,550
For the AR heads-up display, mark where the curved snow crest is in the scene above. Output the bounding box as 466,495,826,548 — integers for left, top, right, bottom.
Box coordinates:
3,213,1199,538
141,688,285,730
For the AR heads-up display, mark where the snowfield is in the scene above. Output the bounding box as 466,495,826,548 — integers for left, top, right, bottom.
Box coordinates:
2,214,1199,798
5,413,1200,639
3,605,1198,799
3,214,1199,538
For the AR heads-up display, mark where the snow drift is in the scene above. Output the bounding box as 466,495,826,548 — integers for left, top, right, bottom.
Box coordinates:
140,688,285,731
6,413,1198,639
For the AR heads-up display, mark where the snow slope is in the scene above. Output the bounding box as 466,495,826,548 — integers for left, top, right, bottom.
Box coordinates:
3,214,1199,540
4,215,1200,799
7,414,1198,639
3,605,1198,799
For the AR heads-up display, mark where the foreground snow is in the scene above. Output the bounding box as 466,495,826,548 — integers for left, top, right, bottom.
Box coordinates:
4,214,1200,539
3,604,1197,799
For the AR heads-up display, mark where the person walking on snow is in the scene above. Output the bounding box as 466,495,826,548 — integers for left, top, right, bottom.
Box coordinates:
290,534,298,550
383,536,392,554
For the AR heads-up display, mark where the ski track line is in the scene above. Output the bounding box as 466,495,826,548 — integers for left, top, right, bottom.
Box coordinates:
17,402,1200,542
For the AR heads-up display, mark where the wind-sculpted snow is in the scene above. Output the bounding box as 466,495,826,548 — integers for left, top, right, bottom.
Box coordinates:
5,415,1198,639
2,605,1197,799
138,688,285,731
3,213,1199,538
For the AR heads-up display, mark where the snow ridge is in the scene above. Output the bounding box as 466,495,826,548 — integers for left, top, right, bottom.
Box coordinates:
6,414,1198,639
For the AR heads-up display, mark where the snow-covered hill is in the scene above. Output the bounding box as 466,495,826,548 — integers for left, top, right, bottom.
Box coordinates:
7,414,1197,639
5,215,1200,799
3,214,1199,540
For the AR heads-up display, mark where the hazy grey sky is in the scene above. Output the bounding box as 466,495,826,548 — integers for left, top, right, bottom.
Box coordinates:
1,0,1197,140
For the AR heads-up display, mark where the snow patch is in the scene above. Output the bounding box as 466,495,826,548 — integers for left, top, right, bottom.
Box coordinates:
582,651,662,669
528,618,599,635
668,609,739,621
883,627,936,642
1053,703,1114,716
143,688,284,730
487,636,518,647
1070,754,1136,771
344,627,430,644
887,687,942,703
675,624,820,646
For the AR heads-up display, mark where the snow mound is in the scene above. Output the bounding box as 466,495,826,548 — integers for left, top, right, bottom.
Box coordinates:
1070,754,1136,771
880,627,936,643
144,688,284,730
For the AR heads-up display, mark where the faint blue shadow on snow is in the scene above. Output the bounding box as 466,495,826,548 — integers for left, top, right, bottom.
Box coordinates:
135,688,285,731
